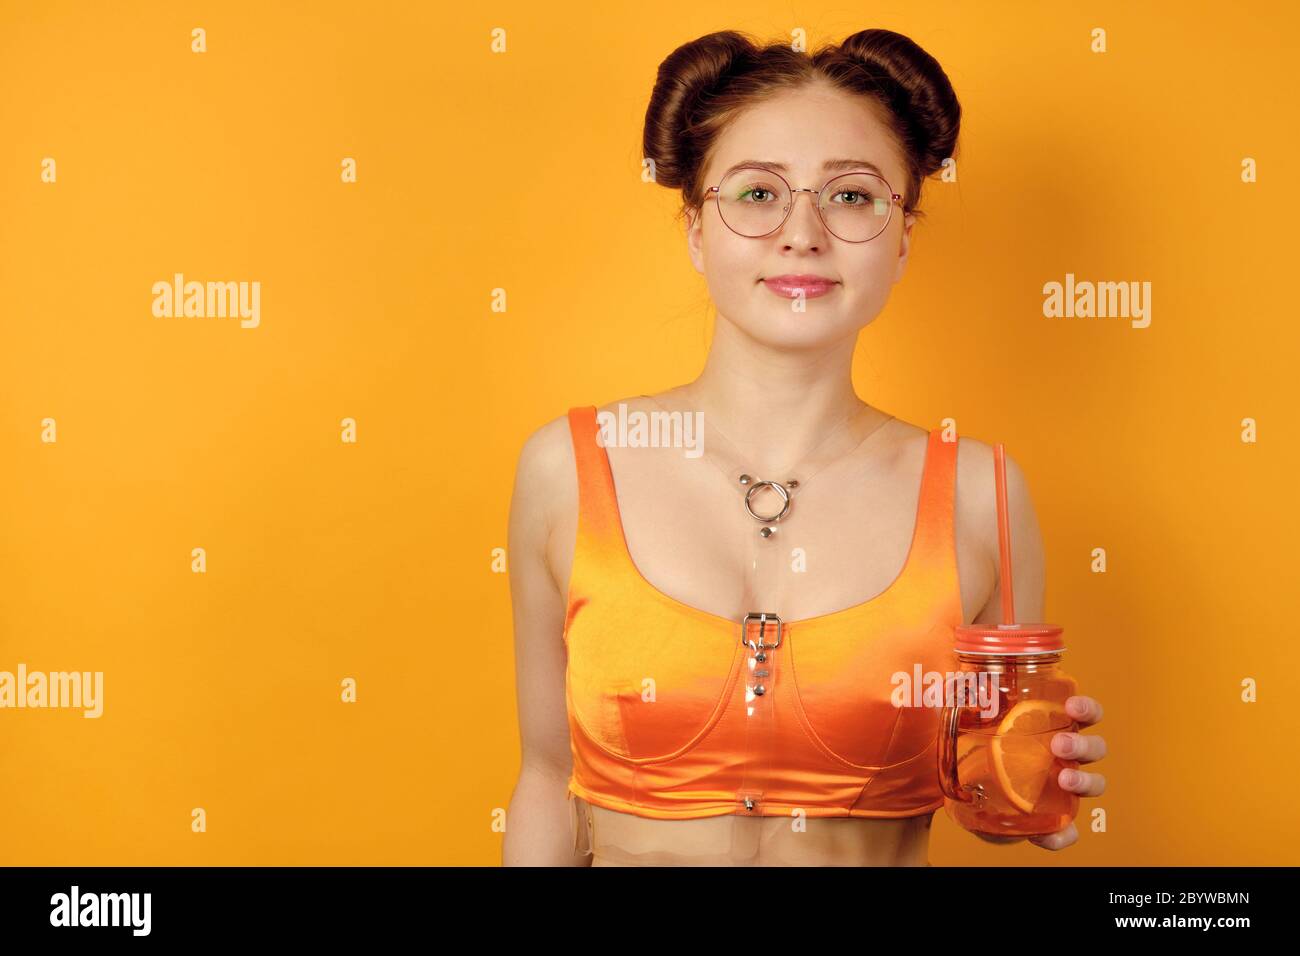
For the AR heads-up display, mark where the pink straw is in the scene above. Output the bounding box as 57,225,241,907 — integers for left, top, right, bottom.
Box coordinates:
994,443,1016,625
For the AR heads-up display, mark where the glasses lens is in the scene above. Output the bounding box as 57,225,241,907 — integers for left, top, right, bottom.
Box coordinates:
818,172,894,242
715,168,790,238
714,168,897,241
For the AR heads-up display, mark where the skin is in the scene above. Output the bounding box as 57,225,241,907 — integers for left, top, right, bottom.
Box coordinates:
503,79,1106,865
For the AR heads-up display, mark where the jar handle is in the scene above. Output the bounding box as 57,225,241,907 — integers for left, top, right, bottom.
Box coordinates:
938,679,985,806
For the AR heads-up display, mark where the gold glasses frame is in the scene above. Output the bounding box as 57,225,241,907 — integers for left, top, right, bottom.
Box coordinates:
703,165,904,243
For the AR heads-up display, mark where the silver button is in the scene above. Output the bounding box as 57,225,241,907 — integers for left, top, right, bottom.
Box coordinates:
754,684,766,696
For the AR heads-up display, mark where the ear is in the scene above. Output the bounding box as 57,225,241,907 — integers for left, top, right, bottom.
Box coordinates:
894,212,916,283
685,205,706,275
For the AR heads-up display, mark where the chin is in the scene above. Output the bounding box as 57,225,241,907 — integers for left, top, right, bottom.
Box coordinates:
738,312,856,350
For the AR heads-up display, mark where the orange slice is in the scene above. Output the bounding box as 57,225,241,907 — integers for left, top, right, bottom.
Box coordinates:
989,700,1071,813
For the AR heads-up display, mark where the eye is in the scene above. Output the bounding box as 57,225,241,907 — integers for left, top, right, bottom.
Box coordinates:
830,188,872,206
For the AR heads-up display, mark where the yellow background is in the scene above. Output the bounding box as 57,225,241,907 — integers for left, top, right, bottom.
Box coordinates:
0,0,1295,865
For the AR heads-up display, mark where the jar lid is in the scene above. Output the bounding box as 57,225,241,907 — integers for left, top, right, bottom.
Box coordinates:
953,622,1065,655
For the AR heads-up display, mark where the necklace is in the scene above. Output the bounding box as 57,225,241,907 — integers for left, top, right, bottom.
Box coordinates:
642,392,895,538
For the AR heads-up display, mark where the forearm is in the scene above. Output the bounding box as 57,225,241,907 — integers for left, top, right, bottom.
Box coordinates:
502,765,592,867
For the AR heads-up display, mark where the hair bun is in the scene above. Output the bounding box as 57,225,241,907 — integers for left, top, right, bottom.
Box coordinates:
829,29,961,183
642,31,760,195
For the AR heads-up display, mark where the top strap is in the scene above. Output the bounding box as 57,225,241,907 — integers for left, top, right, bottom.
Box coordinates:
912,427,958,572
566,406,622,546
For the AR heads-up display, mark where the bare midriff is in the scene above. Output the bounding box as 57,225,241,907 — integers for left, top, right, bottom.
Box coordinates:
577,796,934,866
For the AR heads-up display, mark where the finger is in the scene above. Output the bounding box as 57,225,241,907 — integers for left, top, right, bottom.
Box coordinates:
1066,695,1103,726
1053,731,1107,763
1029,821,1077,850
1058,766,1106,796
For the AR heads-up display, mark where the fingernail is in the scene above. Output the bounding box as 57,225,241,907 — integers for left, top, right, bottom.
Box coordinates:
1057,735,1073,755
1062,769,1079,787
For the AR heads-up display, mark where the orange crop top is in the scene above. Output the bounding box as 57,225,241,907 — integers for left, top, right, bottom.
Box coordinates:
562,405,964,821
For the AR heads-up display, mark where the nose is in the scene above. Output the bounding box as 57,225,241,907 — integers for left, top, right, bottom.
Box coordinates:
779,188,829,249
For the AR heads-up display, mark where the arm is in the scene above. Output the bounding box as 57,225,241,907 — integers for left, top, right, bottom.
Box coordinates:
501,417,591,866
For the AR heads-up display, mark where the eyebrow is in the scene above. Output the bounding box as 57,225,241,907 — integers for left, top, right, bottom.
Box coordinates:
724,158,887,178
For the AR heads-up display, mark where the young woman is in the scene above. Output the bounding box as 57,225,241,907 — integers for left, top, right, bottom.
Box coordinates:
504,28,1107,866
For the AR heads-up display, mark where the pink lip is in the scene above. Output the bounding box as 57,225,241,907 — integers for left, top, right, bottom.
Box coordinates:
761,275,838,299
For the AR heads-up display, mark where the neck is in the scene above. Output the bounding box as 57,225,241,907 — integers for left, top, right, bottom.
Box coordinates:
671,315,871,475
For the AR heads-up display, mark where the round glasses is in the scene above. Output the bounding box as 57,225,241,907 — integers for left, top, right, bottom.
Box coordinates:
704,166,903,243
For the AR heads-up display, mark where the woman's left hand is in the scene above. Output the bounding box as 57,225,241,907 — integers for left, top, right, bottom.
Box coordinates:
973,694,1107,850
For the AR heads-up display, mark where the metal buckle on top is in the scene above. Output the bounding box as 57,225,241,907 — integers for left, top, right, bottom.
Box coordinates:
741,612,783,652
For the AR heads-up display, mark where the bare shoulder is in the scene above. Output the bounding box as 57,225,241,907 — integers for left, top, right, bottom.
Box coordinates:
951,428,1035,531
950,426,1044,612
515,410,577,483
513,391,647,502
885,417,1014,470
886,418,1036,567
512,394,649,572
